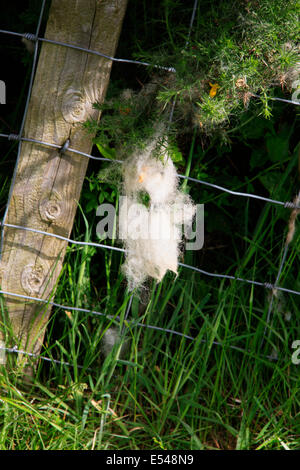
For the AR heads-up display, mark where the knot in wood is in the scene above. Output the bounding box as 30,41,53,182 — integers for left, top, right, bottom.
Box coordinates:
40,200,62,221
62,88,92,123
21,263,48,295
39,191,64,223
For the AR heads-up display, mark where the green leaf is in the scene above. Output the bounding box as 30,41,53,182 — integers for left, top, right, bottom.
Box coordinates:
259,171,282,194
96,142,116,160
240,116,274,140
266,127,290,162
168,144,185,164
84,193,98,213
250,147,269,170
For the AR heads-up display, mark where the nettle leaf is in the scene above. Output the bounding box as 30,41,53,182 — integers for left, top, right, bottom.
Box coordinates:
168,144,185,164
85,194,99,213
266,126,290,162
240,116,274,141
99,191,106,204
250,147,269,170
96,142,117,160
259,171,282,194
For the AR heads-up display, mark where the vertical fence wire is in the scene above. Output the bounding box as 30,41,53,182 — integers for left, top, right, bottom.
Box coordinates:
0,0,47,256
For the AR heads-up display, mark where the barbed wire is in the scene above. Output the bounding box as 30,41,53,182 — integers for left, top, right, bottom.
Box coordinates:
0,0,299,369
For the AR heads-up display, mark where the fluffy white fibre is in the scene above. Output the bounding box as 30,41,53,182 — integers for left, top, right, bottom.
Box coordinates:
119,136,196,290
123,145,178,203
102,326,128,358
102,327,120,358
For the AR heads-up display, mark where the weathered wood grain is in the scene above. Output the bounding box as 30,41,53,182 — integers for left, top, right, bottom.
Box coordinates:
0,0,128,359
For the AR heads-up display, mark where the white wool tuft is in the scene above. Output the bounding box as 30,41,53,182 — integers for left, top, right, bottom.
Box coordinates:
119,135,196,290
102,327,120,358
102,326,128,358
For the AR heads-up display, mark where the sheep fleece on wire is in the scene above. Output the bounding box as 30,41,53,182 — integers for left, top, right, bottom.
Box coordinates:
119,140,196,290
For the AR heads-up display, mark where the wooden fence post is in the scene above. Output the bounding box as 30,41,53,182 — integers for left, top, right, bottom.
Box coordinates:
0,0,128,363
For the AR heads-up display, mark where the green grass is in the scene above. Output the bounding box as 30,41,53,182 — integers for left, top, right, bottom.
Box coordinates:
0,274,300,450
0,127,299,449
0,0,300,451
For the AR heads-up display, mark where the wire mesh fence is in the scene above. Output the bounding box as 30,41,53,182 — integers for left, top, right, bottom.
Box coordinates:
0,0,299,369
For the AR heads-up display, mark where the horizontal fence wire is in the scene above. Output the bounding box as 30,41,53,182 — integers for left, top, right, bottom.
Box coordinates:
0,132,299,210
0,221,299,297
0,332,279,370
1,29,299,105
0,344,86,370
0,28,176,73
250,93,300,107
0,289,280,366
0,0,299,370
